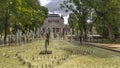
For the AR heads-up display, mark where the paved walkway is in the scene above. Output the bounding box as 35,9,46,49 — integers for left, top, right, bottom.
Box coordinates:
72,40,120,52
86,42,120,52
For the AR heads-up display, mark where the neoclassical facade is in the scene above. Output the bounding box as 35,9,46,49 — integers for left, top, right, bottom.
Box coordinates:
41,14,67,38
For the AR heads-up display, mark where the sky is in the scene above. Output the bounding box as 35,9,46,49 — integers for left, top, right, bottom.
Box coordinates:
39,0,69,24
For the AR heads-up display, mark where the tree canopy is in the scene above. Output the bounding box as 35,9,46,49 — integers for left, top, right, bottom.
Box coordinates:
0,0,48,43
61,0,120,41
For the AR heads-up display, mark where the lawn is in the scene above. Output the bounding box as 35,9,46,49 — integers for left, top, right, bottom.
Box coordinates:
0,39,120,68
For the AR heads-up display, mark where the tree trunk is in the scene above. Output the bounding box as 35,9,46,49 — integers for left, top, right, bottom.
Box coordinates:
4,14,9,44
107,24,115,41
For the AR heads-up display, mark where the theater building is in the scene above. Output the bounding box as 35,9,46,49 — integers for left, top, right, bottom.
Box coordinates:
41,14,67,38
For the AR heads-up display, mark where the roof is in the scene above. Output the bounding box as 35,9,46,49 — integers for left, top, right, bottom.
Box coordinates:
48,14,60,17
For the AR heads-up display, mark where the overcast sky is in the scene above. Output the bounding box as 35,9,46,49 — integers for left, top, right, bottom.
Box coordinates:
39,0,69,24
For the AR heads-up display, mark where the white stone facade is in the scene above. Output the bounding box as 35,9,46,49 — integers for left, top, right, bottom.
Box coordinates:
41,14,66,36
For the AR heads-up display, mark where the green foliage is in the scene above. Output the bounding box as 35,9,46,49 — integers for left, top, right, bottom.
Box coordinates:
0,21,4,34
0,0,48,34
68,13,79,33
0,0,48,44
93,0,120,40
62,0,120,41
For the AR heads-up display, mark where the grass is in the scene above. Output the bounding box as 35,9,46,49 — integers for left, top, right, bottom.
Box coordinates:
0,39,120,68
100,39,120,44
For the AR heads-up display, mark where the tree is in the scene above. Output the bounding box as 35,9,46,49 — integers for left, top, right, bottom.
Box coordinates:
61,0,120,41
68,13,78,34
0,0,14,44
61,0,93,42
83,0,120,41
0,0,48,44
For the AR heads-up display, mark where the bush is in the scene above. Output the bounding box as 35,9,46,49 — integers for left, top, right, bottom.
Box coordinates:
101,39,111,43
